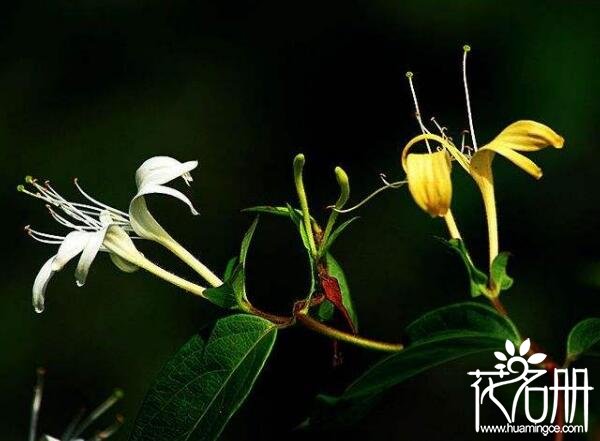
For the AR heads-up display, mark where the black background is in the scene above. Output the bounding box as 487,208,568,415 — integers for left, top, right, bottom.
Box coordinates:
1,1,599,440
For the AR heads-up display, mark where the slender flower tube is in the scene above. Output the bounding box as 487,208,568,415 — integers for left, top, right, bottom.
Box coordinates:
467,121,564,268
129,156,222,287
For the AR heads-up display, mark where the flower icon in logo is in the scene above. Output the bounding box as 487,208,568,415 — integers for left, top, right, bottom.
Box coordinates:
493,339,547,371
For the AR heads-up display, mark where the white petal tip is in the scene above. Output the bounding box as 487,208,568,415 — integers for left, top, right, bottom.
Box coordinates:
75,280,85,287
34,305,45,314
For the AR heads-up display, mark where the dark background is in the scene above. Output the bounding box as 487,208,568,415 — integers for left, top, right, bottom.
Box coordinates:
1,1,599,440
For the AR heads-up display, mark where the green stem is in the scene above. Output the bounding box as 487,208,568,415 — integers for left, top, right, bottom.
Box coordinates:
296,312,404,352
293,154,318,258
242,302,295,328
489,296,507,316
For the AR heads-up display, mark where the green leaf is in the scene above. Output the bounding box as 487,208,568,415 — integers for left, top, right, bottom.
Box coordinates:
243,205,316,222
285,204,312,252
319,216,359,256
566,318,600,361
443,239,488,297
285,204,317,298
317,254,358,330
306,302,521,428
203,280,238,308
203,218,259,308
130,314,278,441
223,257,239,280
490,252,513,291
239,216,259,268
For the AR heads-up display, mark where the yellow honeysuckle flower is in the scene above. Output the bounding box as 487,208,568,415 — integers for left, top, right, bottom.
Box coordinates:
403,46,564,295
408,120,563,268
401,144,453,218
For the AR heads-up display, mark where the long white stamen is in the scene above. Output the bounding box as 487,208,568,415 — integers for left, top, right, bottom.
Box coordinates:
405,72,433,153
27,236,63,245
61,204,102,229
29,368,45,441
44,182,111,216
21,177,131,234
74,179,129,218
33,180,104,228
46,206,96,231
34,186,102,229
61,408,86,441
462,45,478,151
88,415,124,440
25,226,66,244
71,389,124,439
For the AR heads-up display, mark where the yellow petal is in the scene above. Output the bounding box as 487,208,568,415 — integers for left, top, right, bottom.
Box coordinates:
472,144,543,179
404,150,453,217
471,120,564,180
492,120,564,152
402,133,470,172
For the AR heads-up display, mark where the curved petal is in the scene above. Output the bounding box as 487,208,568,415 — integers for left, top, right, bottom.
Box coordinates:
135,156,198,188
471,120,564,180
33,257,56,313
129,183,198,240
74,228,108,286
136,183,199,215
103,225,143,265
128,196,169,241
471,146,543,180
402,133,470,172
51,231,88,271
404,150,453,217
110,253,139,273
492,120,564,152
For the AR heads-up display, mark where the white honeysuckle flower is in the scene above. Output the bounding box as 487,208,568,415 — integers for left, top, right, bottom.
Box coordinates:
19,177,143,313
30,369,123,441
129,156,199,242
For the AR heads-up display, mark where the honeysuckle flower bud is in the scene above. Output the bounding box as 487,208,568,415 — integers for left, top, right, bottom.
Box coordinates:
129,156,199,242
19,177,143,313
30,368,123,441
401,143,453,217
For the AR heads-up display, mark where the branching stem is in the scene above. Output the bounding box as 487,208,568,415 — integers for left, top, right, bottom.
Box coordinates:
296,312,404,352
